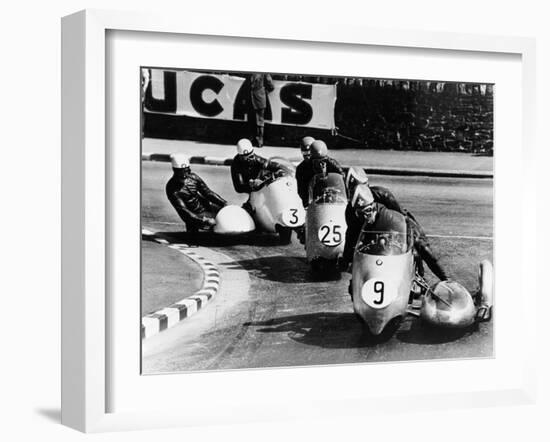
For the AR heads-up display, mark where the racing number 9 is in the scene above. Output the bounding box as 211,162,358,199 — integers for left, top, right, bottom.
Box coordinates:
373,281,385,305
362,278,396,309
319,224,343,246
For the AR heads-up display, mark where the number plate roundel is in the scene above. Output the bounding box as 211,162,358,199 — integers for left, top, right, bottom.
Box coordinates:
282,208,302,226
317,222,343,247
361,279,398,309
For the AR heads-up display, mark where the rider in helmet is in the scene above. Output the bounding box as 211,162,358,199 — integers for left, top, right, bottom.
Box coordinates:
345,166,403,213
341,184,449,283
166,153,227,233
296,139,344,207
230,138,285,212
299,136,315,160
295,136,316,243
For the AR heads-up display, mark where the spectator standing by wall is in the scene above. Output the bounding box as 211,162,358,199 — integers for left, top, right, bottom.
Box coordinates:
249,73,275,148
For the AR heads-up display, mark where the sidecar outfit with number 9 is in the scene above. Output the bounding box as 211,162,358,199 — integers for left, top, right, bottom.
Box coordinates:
352,213,414,335
305,173,348,272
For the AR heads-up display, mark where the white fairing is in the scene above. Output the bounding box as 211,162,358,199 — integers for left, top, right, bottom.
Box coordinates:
352,252,414,335
249,176,305,232
305,203,347,262
213,205,255,234
420,281,476,328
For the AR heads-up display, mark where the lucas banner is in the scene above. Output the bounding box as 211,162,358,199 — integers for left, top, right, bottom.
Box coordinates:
145,69,337,130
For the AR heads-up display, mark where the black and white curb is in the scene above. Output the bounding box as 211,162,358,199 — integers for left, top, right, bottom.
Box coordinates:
141,152,493,179
141,229,221,339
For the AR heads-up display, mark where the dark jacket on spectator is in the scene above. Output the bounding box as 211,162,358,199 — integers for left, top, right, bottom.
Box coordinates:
250,73,275,110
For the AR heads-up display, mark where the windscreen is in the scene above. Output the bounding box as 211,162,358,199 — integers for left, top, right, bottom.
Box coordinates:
356,209,411,256
308,173,347,205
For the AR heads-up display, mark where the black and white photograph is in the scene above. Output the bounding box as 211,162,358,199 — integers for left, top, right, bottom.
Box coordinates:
140,67,494,374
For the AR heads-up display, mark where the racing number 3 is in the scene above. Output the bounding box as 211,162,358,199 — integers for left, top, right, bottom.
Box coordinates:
288,208,299,225
373,281,385,305
319,224,343,246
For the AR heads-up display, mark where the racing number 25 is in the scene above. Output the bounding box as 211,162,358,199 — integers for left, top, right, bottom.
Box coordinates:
373,281,385,305
319,224,342,246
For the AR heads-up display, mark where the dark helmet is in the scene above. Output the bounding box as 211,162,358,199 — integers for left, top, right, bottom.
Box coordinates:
299,136,315,159
310,140,328,159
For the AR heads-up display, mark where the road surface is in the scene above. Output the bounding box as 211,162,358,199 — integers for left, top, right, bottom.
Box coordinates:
141,161,493,373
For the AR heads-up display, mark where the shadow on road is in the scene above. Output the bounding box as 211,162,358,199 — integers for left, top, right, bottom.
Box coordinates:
244,312,381,349
396,319,478,345
142,230,287,247
246,312,478,349
219,255,343,283
219,255,308,283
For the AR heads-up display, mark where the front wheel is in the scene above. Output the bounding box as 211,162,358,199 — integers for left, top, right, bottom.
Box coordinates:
358,316,402,343
310,258,341,280
275,225,292,245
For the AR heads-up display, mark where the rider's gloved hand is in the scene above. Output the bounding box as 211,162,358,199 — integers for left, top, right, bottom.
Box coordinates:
249,178,263,190
202,216,216,227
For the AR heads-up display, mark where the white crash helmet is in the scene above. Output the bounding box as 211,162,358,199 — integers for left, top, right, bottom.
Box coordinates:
351,183,374,208
170,153,190,169
345,167,369,199
237,138,254,155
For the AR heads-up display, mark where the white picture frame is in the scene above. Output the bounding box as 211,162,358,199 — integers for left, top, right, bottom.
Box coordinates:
61,9,537,433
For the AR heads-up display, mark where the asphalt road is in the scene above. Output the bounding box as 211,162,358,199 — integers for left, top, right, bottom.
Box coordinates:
141,161,493,373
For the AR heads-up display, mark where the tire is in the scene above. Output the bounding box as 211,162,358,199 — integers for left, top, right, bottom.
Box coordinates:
479,259,494,312
276,225,292,245
311,258,340,280
310,258,324,277
360,316,402,343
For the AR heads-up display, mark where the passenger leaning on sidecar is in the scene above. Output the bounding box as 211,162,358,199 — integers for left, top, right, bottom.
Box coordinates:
231,138,285,212
296,139,344,207
345,166,403,214
341,184,449,282
166,153,227,233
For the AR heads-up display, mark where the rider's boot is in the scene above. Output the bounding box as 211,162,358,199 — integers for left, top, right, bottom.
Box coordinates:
255,126,264,148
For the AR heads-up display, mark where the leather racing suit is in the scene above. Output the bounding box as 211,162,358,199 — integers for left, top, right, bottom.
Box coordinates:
342,203,448,281
166,168,227,232
296,156,344,207
231,152,284,194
